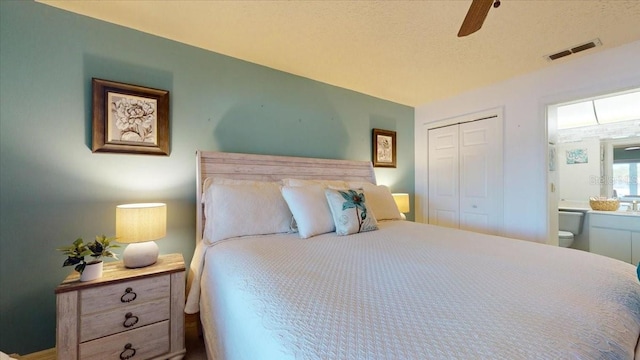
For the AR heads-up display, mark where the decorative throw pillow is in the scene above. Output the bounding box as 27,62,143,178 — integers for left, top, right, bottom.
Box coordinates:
324,188,378,236
281,185,335,238
203,182,292,244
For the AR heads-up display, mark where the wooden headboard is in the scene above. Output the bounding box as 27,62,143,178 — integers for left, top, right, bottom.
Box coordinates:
195,151,377,244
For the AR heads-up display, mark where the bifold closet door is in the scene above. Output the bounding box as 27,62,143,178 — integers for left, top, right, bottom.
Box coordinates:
428,124,460,228
428,117,502,235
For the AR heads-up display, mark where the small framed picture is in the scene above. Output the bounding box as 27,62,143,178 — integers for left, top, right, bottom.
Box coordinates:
566,148,588,164
92,78,170,155
372,128,396,168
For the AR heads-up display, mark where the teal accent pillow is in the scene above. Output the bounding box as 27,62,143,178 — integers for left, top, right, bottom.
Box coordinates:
325,188,378,236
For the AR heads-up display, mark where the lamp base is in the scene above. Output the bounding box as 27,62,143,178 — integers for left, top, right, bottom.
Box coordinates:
123,241,159,268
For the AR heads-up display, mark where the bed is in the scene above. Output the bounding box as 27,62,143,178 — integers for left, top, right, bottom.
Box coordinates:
185,150,640,360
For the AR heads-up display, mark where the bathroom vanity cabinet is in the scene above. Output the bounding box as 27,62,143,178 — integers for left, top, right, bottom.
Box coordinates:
589,212,640,264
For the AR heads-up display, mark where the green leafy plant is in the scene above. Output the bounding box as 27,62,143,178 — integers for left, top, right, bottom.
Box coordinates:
57,235,119,274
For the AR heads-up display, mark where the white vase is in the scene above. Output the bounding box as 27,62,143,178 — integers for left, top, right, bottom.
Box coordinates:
80,261,103,282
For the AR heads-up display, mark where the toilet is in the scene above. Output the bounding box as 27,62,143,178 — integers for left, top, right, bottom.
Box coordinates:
558,231,575,248
558,211,584,247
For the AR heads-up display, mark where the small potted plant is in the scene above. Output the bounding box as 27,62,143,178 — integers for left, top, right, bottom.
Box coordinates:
58,235,119,281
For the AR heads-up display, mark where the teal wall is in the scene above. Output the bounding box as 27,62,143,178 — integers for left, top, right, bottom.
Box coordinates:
0,1,414,354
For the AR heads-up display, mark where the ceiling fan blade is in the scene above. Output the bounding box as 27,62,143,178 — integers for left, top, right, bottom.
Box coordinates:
458,0,494,37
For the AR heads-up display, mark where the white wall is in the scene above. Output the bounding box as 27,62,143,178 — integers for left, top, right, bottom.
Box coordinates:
558,139,602,202
415,40,640,243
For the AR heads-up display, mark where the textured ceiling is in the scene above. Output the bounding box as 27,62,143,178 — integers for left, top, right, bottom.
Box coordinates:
39,0,640,106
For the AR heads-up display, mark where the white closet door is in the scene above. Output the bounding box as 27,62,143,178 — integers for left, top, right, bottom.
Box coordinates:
428,124,460,228
459,118,502,235
427,115,503,235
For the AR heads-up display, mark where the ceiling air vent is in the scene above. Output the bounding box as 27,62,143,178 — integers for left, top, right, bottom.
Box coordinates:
548,50,572,61
545,38,602,61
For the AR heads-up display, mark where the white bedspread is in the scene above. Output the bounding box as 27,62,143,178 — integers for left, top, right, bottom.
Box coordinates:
195,221,640,360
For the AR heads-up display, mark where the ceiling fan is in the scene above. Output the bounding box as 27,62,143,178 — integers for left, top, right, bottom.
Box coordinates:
458,0,501,37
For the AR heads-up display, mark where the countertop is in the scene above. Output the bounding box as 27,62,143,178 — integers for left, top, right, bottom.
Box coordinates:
588,210,640,217
558,200,639,216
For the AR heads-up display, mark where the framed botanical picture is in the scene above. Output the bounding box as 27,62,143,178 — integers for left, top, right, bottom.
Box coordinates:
372,128,396,168
92,78,170,155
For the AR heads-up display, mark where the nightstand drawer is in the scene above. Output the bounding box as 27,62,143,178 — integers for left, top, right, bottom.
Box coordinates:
79,320,170,360
80,298,170,342
81,275,170,315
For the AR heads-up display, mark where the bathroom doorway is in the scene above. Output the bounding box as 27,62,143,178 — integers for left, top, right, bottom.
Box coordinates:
546,88,640,249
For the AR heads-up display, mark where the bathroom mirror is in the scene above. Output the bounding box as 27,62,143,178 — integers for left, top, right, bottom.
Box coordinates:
609,140,640,200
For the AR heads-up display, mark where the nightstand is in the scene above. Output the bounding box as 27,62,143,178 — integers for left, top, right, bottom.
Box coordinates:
55,253,186,360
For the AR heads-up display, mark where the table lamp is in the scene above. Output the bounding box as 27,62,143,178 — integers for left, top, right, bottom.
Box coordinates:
392,193,410,219
116,203,166,268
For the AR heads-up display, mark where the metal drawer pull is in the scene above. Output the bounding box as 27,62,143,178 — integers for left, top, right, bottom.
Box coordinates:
123,312,139,328
119,343,136,360
120,287,137,303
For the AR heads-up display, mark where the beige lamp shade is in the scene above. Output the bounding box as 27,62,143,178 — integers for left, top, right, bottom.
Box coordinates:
392,193,410,213
116,203,167,244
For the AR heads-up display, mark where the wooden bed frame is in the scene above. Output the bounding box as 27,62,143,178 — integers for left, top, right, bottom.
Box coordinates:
195,150,377,244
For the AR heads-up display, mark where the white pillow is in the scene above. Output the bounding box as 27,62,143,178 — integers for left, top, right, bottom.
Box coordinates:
283,178,348,188
324,188,378,236
203,182,292,244
345,181,372,188
281,185,335,238
202,177,282,199
347,182,403,220
363,184,403,220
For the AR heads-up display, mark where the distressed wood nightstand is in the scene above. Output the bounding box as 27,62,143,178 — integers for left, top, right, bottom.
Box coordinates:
55,253,186,360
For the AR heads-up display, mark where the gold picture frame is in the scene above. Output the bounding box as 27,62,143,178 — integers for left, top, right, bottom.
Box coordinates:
92,78,170,155
372,128,396,168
